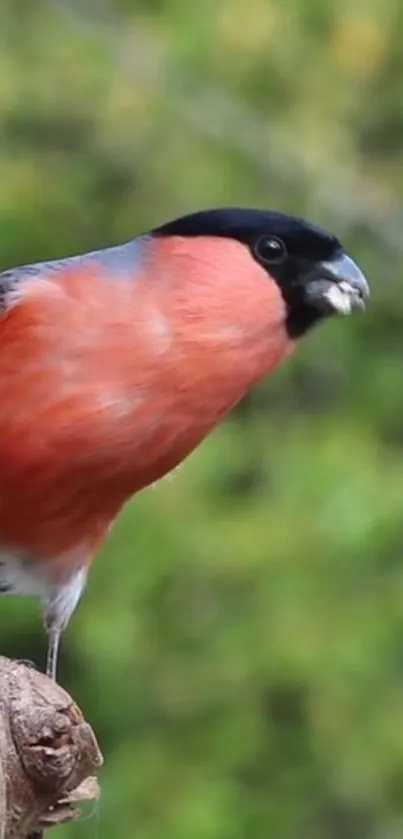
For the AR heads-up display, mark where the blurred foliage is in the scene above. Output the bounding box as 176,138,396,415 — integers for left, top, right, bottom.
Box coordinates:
1,0,403,837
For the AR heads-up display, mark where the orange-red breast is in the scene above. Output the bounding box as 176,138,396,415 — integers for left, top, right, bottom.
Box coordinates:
0,208,369,679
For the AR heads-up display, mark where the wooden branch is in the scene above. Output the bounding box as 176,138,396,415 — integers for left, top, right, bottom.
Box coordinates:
0,657,103,839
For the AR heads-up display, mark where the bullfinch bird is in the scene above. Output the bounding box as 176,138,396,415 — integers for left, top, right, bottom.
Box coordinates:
0,207,369,680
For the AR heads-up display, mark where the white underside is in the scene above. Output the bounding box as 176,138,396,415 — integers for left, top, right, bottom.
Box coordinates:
0,551,87,630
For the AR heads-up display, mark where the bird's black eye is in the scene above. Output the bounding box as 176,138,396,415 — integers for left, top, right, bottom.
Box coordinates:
253,235,287,265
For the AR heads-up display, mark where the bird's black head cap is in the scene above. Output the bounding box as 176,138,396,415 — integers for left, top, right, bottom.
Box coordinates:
153,207,368,338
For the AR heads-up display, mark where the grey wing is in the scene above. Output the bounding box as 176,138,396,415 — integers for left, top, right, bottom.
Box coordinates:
0,265,39,309
0,259,71,309
0,253,103,310
0,237,148,308
0,254,94,305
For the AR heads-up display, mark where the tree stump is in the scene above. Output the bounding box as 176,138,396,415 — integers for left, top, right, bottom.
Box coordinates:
0,657,103,838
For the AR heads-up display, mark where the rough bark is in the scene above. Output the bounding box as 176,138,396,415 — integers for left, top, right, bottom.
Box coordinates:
0,657,103,838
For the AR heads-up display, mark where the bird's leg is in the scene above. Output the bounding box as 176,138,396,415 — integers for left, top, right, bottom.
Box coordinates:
43,569,88,682
46,624,61,681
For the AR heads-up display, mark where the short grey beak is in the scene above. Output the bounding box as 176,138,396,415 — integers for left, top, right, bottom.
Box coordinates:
305,254,370,316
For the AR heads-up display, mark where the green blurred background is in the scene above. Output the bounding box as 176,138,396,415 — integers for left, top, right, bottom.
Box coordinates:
1,1,403,836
